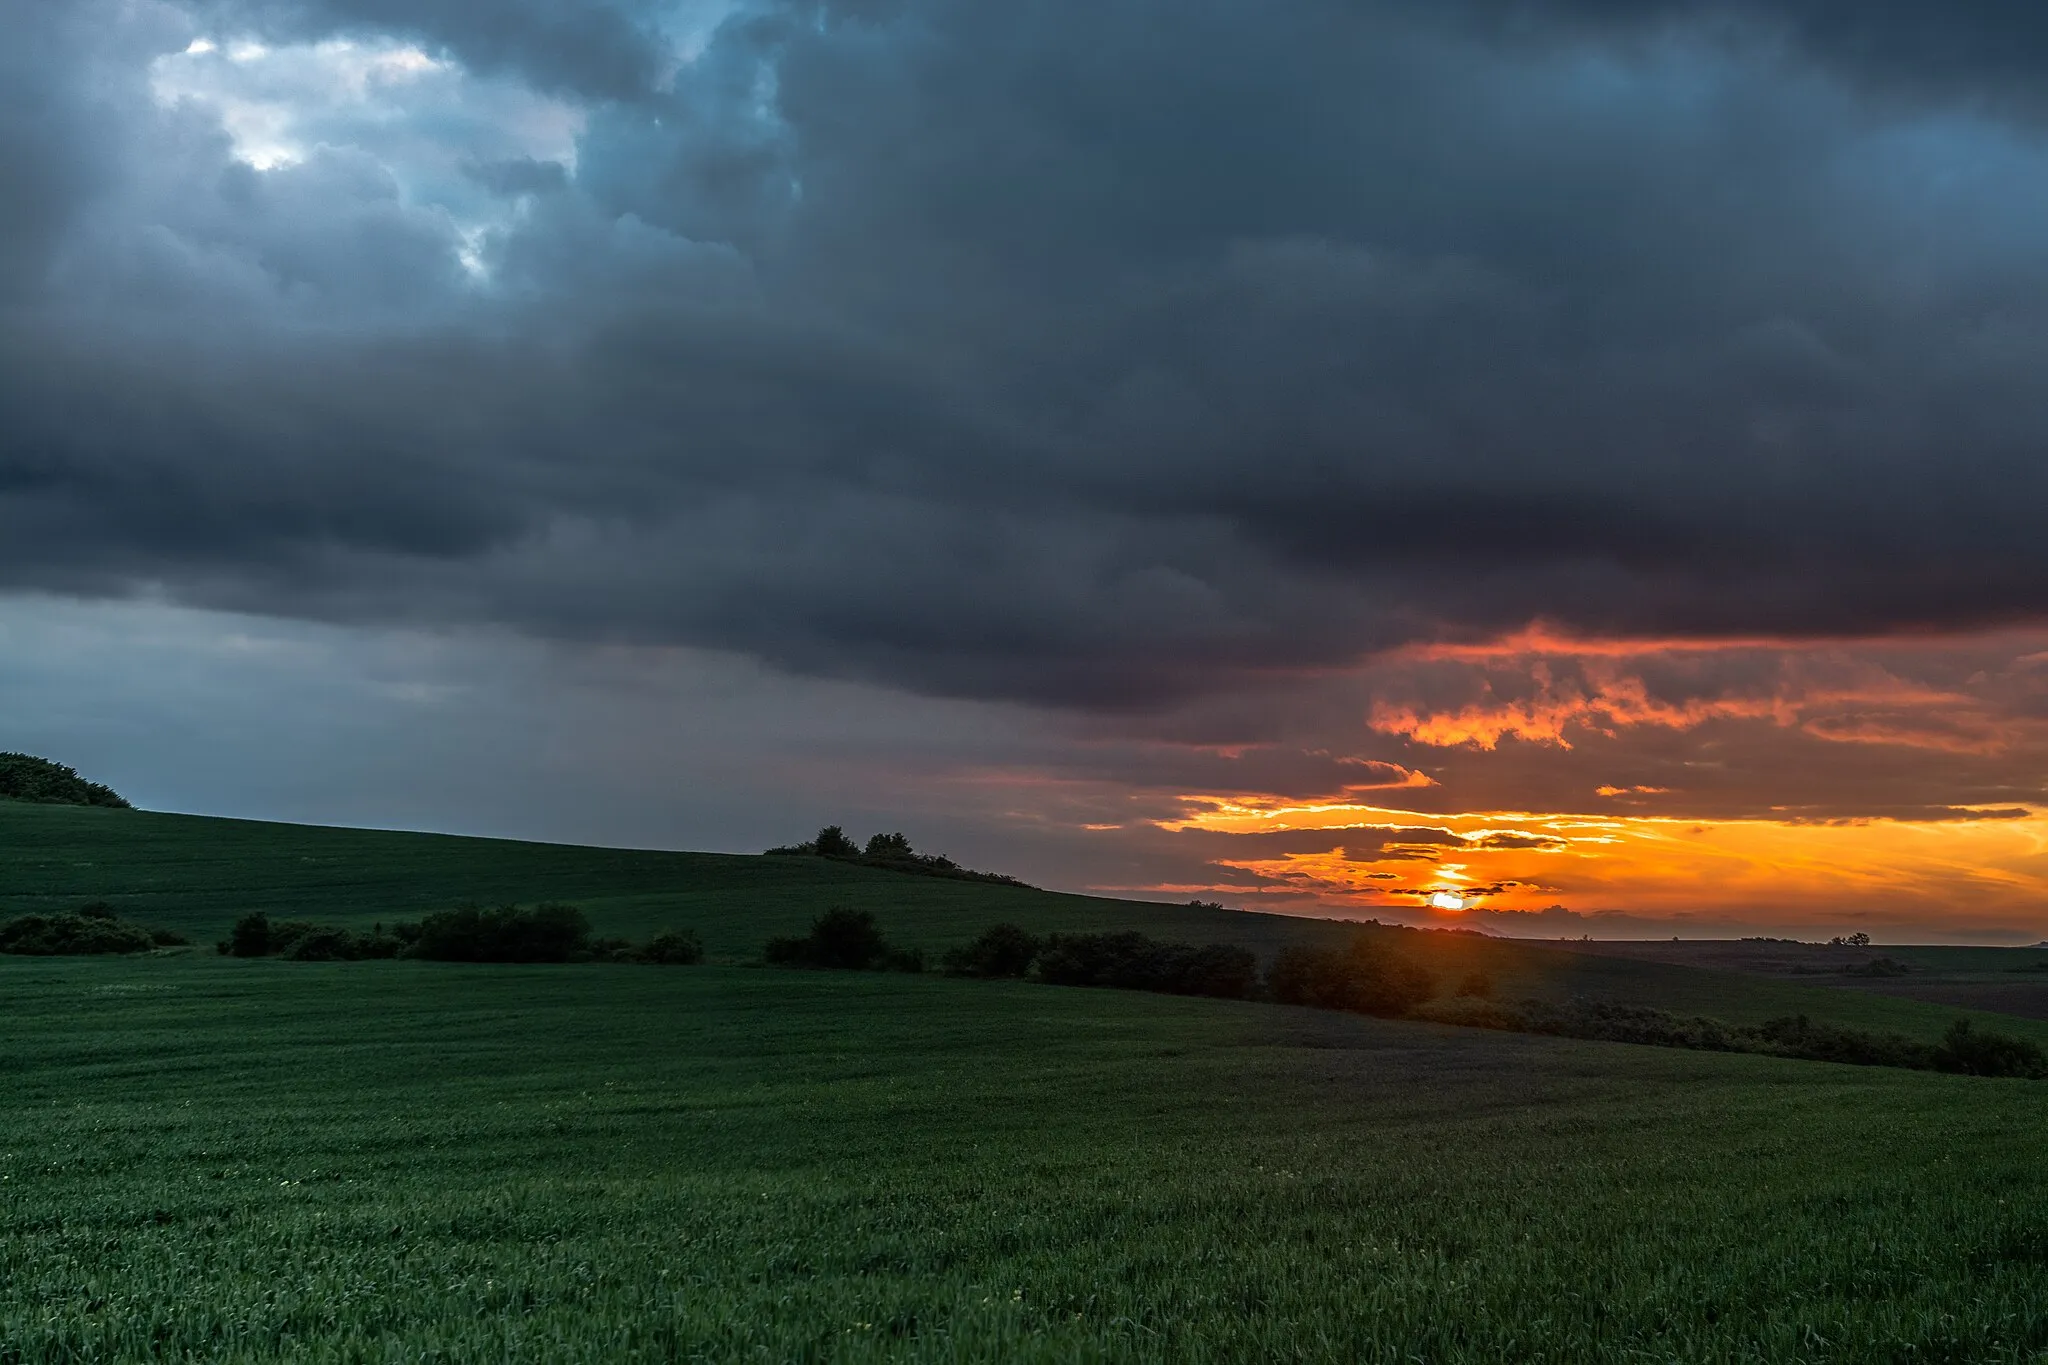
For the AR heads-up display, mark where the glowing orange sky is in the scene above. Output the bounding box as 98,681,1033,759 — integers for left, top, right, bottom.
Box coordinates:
1057,624,2048,939
1155,799,2048,932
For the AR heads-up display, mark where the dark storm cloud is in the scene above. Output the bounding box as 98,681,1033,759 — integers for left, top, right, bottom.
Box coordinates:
1463,1,2048,106
188,0,673,98
11,0,2048,711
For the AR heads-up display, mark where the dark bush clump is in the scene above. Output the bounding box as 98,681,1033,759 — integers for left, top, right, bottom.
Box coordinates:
765,826,1029,886
227,912,272,958
1842,956,1911,978
411,902,592,963
943,923,1044,978
1517,1000,1743,1052
0,753,130,808
1031,931,1257,999
0,910,167,955
1753,1014,1933,1069
765,907,890,969
220,914,407,960
1933,1019,2048,1079
0,908,186,961
1456,970,1496,999
642,929,705,965
1268,935,1436,1017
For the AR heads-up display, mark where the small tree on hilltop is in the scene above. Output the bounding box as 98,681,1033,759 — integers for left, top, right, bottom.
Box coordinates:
813,825,861,859
865,831,913,859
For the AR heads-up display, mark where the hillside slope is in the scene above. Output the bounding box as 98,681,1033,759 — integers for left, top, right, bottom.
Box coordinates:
4,801,2043,1045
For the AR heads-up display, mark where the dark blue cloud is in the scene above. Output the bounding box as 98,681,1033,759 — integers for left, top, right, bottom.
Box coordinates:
7,0,2048,710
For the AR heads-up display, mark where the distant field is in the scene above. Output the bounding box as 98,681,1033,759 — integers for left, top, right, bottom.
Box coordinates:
6,954,2048,1361
1563,936,2048,1026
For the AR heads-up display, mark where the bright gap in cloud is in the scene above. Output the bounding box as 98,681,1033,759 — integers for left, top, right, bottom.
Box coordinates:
147,26,586,284
151,36,463,171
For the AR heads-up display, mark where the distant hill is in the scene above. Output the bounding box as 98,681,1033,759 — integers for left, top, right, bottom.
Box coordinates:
3,800,2046,1048
0,754,130,809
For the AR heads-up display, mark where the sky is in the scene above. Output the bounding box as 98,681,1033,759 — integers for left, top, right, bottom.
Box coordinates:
5,0,2048,941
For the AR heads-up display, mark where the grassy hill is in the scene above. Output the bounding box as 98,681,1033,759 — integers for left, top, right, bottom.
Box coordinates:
6,801,2048,1048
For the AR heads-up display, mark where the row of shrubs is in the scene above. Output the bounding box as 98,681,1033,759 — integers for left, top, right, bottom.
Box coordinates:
0,903,187,955
917,920,2048,1080
223,905,704,965
1426,995,2048,1079
941,922,1260,997
760,911,1265,998
939,921,1485,1011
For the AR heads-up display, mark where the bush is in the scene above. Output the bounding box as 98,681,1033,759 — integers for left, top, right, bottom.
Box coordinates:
643,929,705,965
0,911,162,955
1933,1019,2048,1079
765,907,890,969
763,934,811,966
1031,931,1257,999
943,923,1043,977
280,926,363,962
1753,1014,1933,1069
1268,935,1436,1017
1456,970,1496,999
411,903,592,963
229,912,273,958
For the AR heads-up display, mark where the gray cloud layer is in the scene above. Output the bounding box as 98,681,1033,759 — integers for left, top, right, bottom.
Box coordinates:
8,0,2048,710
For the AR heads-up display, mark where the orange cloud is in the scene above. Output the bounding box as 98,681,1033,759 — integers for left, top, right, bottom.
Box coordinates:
1366,646,2009,752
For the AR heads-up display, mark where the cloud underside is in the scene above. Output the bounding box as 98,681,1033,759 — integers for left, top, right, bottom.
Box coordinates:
10,0,2048,926
6,0,2048,706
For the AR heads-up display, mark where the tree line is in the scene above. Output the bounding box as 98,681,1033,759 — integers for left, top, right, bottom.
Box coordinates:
0,753,130,808
766,909,2048,1082
766,826,1029,886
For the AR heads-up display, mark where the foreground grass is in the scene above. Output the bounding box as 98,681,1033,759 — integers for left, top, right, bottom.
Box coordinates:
5,955,2048,1361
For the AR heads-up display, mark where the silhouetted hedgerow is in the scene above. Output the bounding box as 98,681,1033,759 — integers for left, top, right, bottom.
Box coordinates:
1032,932,1259,999
1268,935,1436,1017
943,923,1043,977
939,924,1256,999
0,904,185,955
411,903,591,963
219,905,703,965
1933,1018,2048,1079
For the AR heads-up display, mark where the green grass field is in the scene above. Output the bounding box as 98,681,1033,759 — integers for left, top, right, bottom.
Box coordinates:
10,802,2048,1360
